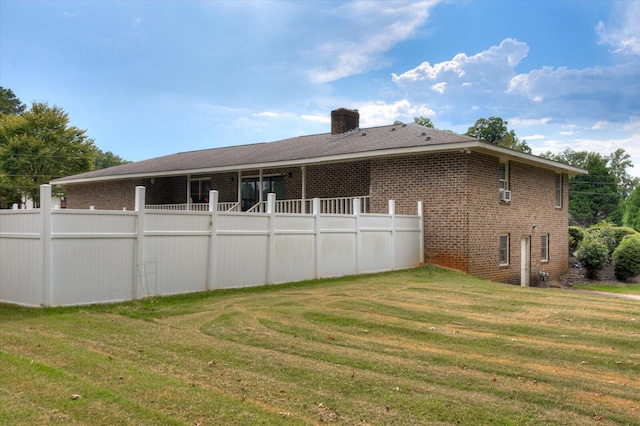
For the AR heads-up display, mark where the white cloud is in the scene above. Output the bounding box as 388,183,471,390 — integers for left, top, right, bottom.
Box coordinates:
431,82,447,94
591,121,610,130
507,62,640,123
596,2,640,55
393,38,529,87
391,39,531,122
357,100,435,127
301,114,330,124
509,117,551,126
523,134,545,140
307,1,439,83
255,111,282,118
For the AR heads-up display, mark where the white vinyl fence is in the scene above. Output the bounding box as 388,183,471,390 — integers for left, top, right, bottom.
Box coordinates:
0,185,424,307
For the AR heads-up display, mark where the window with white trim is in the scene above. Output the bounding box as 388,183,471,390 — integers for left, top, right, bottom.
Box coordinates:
541,234,549,262
499,162,509,190
555,173,562,208
189,177,211,203
499,234,510,266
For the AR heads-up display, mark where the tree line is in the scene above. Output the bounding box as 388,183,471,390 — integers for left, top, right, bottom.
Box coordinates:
413,116,640,232
0,87,129,208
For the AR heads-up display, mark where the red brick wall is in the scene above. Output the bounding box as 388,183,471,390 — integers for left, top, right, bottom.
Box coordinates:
370,153,470,272
305,162,370,199
370,151,568,285
65,179,145,210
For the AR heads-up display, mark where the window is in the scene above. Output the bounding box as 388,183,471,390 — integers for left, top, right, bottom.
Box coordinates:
189,178,211,203
499,234,510,265
499,161,509,190
541,234,549,262
241,175,286,211
555,173,562,208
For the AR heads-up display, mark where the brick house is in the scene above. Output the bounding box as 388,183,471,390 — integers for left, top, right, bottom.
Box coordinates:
52,108,585,286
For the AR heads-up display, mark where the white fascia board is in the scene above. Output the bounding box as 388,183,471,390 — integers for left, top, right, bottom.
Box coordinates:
51,140,586,185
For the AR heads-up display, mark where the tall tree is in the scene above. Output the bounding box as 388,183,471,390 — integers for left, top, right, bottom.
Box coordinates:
606,148,638,199
0,87,26,116
569,155,623,226
95,150,130,170
465,116,531,153
414,116,434,128
623,184,640,232
0,102,96,205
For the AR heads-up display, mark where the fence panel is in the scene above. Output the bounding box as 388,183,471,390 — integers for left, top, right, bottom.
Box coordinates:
144,211,211,295
51,237,136,306
360,215,393,273
394,215,424,269
271,214,316,284
0,211,43,306
316,215,357,278
50,209,137,306
214,213,270,289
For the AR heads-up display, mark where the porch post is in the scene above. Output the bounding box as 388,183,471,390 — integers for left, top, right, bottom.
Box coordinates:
237,171,242,209
301,165,306,214
259,169,264,206
186,174,191,208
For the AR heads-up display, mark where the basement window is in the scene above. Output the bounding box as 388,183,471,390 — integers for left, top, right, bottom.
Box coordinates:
541,234,549,262
499,234,510,266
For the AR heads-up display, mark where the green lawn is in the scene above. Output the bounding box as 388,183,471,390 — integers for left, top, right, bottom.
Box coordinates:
572,283,640,295
1,268,639,425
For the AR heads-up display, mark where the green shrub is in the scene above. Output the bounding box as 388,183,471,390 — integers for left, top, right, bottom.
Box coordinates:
575,235,609,279
612,235,640,281
611,226,638,247
568,226,584,254
585,223,617,258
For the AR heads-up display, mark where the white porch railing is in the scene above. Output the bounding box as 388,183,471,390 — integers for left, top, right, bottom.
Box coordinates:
245,196,370,214
148,196,370,214
147,202,240,212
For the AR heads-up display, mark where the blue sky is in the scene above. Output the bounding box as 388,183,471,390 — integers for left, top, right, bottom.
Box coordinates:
2,1,640,176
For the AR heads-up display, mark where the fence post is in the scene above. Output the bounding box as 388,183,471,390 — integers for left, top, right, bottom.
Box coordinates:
354,197,361,275
266,193,276,284
418,201,424,264
41,185,53,306
389,199,396,270
313,198,320,279
206,190,219,291
134,186,146,300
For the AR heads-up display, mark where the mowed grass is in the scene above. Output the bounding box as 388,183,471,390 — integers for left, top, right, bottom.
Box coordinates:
1,268,639,425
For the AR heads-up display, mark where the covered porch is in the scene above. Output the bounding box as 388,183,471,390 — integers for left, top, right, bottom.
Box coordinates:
144,161,372,214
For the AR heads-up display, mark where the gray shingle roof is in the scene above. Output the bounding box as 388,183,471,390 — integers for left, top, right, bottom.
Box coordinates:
52,122,584,184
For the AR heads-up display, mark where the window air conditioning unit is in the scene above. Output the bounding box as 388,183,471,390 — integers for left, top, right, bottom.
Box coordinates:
500,189,512,203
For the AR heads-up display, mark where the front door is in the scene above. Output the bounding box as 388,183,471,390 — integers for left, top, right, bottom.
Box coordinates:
520,236,531,287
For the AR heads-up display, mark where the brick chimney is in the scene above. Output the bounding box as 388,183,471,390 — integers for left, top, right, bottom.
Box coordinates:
331,108,360,135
